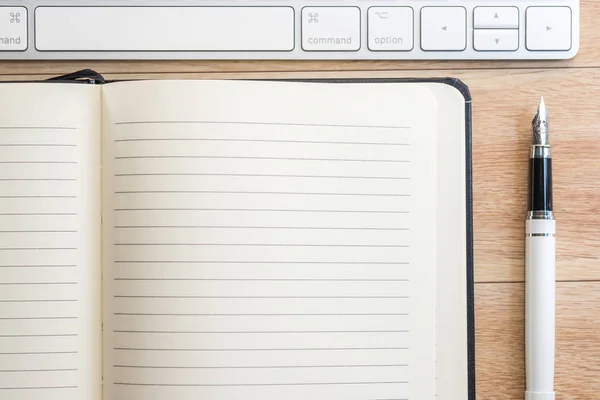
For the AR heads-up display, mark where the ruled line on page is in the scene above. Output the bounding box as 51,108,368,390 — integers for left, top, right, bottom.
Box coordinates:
114,347,410,352
114,120,411,130
113,208,410,214
0,385,79,390
0,126,76,130
0,144,76,148
113,261,410,265
0,195,77,198
0,231,77,233
113,278,411,282
0,162,77,165
0,316,77,320
0,282,78,285
0,248,77,251
113,243,409,248
0,265,77,268
115,173,410,180
0,334,78,338
0,386,78,390
114,190,409,197
0,368,78,372
0,299,77,302
113,364,409,369
0,212,77,215
113,226,409,231
0,179,77,182
0,351,78,355
113,381,408,387
113,313,409,317
114,330,409,334
0,247,77,251
115,138,410,146
115,156,410,163
114,296,409,299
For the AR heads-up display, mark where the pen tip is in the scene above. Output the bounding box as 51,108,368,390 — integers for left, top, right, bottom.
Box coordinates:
539,96,546,113
533,96,549,145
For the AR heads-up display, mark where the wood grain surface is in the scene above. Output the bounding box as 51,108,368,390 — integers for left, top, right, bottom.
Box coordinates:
0,2,598,398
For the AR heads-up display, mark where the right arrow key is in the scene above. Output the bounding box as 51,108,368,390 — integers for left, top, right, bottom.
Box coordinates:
526,6,572,51
474,29,519,52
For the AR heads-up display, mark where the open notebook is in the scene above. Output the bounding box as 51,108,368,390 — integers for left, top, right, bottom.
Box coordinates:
0,72,474,400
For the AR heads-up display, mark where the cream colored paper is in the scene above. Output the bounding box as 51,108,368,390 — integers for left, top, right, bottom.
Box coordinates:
101,80,442,400
0,83,102,400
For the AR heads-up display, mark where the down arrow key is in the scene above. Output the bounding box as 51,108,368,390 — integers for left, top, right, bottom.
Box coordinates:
474,29,518,51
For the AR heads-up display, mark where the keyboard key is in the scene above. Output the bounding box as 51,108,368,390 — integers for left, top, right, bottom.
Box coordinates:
0,7,27,51
474,7,519,29
526,7,572,51
421,7,466,51
368,7,413,51
474,29,519,51
35,7,294,51
302,7,360,51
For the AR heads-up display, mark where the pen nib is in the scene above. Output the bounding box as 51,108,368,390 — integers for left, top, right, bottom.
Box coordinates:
532,96,549,146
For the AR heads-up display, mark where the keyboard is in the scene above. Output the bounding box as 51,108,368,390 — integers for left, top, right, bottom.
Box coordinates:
0,0,580,60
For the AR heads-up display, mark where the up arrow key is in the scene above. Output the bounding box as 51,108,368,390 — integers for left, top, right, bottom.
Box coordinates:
473,6,519,29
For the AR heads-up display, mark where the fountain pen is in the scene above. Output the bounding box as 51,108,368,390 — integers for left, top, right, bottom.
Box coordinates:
525,97,556,400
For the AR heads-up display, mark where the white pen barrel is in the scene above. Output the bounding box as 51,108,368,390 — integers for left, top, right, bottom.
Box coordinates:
525,219,556,400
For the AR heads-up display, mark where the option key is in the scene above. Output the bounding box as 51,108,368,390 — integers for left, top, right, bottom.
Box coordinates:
368,7,414,51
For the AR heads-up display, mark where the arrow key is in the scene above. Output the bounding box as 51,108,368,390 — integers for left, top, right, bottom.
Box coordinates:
474,29,519,51
474,7,519,29
421,7,466,51
526,6,572,51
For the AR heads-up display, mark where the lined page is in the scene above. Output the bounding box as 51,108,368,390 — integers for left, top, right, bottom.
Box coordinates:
101,80,438,400
0,84,101,400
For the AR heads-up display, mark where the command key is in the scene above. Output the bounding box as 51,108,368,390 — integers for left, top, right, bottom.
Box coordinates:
0,7,27,51
302,7,360,51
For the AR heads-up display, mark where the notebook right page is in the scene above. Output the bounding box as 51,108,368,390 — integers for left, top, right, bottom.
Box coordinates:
101,79,442,400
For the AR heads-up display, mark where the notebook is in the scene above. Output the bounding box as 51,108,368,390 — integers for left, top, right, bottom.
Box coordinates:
0,71,475,400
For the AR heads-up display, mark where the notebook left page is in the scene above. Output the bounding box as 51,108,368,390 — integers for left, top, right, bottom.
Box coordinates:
0,83,102,400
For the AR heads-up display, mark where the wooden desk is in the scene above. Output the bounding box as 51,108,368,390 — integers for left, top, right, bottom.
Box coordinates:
1,2,598,398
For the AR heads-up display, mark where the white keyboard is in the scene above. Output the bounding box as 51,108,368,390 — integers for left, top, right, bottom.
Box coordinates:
0,0,580,60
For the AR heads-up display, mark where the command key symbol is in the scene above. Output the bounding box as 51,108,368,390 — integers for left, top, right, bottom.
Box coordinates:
10,12,20,23
308,13,319,23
